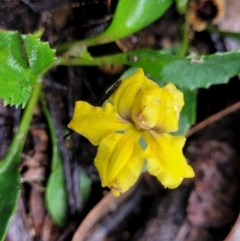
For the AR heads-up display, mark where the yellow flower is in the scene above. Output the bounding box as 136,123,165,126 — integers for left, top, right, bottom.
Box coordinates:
68,68,194,196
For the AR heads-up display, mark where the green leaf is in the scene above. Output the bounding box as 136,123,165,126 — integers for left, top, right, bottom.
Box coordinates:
45,154,92,227
45,151,68,227
92,0,173,45
174,88,197,136
76,49,240,89
59,0,173,55
0,163,21,241
0,31,55,107
125,50,240,89
45,158,92,227
0,30,54,239
41,97,68,227
42,96,91,226
129,50,240,89
120,66,140,79
58,50,240,89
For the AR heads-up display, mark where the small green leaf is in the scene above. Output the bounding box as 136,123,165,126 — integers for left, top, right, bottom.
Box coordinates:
0,31,55,107
45,151,68,227
42,93,92,226
41,97,68,227
45,154,92,227
46,159,92,227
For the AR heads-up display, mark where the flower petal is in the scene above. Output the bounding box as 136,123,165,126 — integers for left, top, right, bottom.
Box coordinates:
155,83,184,133
68,101,132,146
143,131,194,188
94,129,144,196
110,68,155,120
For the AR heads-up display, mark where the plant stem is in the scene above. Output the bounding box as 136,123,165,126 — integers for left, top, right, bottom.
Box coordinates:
56,38,99,53
40,94,58,154
54,53,127,67
178,22,190,57
2,77,43,167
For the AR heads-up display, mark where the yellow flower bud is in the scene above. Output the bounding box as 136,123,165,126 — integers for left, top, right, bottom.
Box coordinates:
131,87,162,130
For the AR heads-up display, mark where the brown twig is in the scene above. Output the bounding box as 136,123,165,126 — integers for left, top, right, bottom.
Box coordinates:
224,214,240,241
187,101,240,137
47,91,76,216
71,187,136,241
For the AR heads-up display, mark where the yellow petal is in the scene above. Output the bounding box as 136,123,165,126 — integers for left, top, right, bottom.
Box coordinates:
94,133,120,188
110,68,150,120
155,83,184,133
94,129,144,196
131,85,162,130
68,101,132,146
143,131,194,188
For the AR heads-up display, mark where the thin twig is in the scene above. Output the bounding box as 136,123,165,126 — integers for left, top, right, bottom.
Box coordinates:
187,101,240,137
224,214,240,241
47,91,76,216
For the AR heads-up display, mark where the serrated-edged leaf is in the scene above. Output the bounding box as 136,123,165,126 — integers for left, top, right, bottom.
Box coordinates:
0,163,21,241
0,31,55,107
